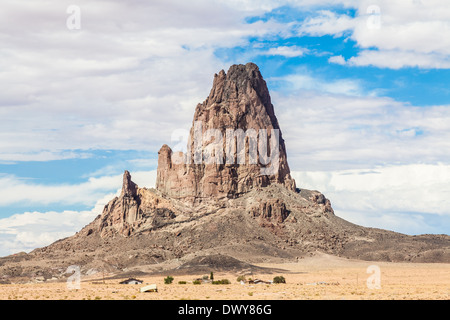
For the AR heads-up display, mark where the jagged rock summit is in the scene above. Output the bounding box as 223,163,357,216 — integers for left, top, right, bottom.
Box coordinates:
156,62,296,203
98,62,302,238
1,63,449,283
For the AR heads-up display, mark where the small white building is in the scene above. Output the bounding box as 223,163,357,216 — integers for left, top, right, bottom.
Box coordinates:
120,278,143,285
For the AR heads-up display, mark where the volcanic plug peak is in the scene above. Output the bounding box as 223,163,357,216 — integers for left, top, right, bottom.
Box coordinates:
156,62,296,203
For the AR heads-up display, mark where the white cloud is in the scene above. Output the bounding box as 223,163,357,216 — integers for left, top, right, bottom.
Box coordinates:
299,9,356,36
346,50,450,69
0,188,112,256
0,151,93,163
273,72,365,96
4,0,447,163
0,174,122,207
263,46,309,57
328,55,346,65
0,207,100,257
335,210,442,236
0,170,157,256
0,170,156,207
3,1,448,162
271,90,450,171
221,0,359,11
0,0,290,161
292,164,450,234
298,0,450,69
352,1,450,55
130,170,157,189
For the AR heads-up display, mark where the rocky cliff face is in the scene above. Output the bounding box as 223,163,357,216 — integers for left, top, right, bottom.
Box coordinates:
156,63,296,203
98,170,176,237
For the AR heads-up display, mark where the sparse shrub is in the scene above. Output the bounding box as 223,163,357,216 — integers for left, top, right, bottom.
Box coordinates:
178,281,187,285
212,279,231,285
193,280,201,285
210,272,214,280
202,275,209,280
273,276,286,284
248,292,253,296
237,275,246,283
164,276,174,284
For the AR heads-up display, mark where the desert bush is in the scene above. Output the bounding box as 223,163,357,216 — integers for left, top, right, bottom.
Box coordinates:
273,276,286,284
212,279,231,285
178,281,187,284
236,275,246,283
164,276,174,284
193,280,201,285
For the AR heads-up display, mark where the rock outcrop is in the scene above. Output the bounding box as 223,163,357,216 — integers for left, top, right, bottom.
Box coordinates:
121,170,137,198
98,170,176,237
250,199,290,224
156,63,296,203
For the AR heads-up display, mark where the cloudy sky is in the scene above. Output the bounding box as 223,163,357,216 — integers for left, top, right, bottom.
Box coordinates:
1,0,449,256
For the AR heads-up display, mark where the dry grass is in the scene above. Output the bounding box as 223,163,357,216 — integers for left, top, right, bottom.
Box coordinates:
1,254,449,300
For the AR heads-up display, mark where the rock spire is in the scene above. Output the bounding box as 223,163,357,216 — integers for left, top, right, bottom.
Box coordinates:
156,62,296,203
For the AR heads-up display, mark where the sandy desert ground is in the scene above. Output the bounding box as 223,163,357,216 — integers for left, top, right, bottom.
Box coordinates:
1,254,448,300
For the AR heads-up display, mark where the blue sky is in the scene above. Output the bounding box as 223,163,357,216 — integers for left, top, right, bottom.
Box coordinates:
0,0,450,256
219,37,450,106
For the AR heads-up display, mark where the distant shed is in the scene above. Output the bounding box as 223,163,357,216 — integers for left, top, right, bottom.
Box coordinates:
248,279,272,284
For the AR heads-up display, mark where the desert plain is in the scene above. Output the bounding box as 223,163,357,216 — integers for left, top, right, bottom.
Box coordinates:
1,253,448,300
